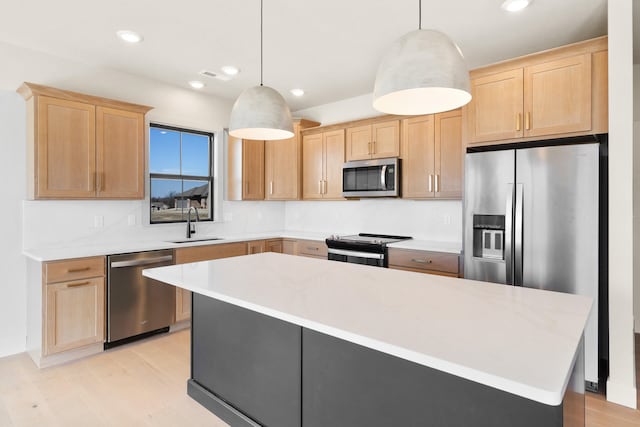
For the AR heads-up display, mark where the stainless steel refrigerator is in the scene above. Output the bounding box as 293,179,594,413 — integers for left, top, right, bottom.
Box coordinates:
463,143,599,387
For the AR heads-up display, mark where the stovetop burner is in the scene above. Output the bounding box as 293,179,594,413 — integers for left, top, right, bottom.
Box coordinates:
326,233,412,252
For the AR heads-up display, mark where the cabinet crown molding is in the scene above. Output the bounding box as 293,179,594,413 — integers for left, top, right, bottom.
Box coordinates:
17,82,154,114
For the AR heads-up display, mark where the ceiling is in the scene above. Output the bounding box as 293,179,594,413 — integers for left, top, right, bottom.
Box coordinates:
0,0,608,111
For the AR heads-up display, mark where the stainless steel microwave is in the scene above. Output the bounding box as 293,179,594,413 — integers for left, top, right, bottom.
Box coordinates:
342,157,400,198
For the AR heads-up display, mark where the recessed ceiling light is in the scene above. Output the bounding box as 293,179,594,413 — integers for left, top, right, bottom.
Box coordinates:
221,65,240,76
116,30,144,43
501,0,531,12
290,88,305,97
189,80,205,89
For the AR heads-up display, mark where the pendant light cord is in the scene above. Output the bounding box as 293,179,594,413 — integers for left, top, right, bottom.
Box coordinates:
418,0,422,30
260,0,264,86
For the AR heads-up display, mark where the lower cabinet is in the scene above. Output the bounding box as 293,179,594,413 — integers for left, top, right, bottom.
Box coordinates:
43,256,106,357
266,238,283,253
295,239,328,259
247,240,266,254
388,248,460,277
174,242,249,322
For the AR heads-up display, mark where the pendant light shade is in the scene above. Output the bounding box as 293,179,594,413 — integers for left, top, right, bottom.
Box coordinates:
228,0,293,141
373,29,471,115
229,85,294,140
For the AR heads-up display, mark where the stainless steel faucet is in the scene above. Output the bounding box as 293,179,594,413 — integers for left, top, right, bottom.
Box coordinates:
186,206,200,239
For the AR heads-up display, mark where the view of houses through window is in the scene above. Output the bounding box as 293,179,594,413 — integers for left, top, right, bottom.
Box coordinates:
149,124,213,223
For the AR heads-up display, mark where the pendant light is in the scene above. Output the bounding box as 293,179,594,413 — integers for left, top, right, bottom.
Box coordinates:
229,0,293,140
372,0,471,115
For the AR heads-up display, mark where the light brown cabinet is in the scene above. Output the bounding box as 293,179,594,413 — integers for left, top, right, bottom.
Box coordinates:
242,139,265,200
296,239,328,259
346,120,400,161
265,119,320,200
465,37,607,145
173,242,248,322
402,110,462,199
247,240,266,254
43,256,106,356
18,83,151,199
388,248,459,277
266,239,284,253
302,129,345,200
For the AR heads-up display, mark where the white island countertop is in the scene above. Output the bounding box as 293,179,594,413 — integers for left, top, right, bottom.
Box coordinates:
143,252,590,406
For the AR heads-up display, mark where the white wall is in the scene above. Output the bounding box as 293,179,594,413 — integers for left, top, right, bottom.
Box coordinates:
607,0,637,409
0,42,286,357
0,92,27,357
285,200,462,242
293,93,383,126
634,64,640,334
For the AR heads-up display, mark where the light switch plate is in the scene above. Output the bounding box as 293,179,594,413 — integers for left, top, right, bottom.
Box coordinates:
127,214,136,226
93,215,104,228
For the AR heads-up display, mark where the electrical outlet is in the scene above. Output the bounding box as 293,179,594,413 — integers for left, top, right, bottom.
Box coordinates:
127,214,136,226
224,212,233,222
94,215,104,228
443,215,451,225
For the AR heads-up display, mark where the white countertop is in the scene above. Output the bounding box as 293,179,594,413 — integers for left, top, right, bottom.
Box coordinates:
22,231,461,261
144,253,590,406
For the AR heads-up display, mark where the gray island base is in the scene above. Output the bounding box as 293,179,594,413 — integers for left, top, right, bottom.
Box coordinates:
141,253,589,427
189,295,585,427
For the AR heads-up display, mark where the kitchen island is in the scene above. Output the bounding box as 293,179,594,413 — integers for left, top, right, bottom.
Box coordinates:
143,252,590,427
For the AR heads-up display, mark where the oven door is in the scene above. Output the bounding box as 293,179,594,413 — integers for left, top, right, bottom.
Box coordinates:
327,248,385,267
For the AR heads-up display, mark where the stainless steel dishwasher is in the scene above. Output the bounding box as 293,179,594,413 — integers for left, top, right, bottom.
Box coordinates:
106,249,175,347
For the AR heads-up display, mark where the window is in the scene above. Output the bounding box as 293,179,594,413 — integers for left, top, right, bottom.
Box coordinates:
149,124,214,223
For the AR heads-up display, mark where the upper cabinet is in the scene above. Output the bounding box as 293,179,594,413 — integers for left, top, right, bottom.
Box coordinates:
227,119,320,201
18,83,152,200
265,119,320,200
401,109,462,200
346,120,399,161
464,36,607,146
302,129,345,200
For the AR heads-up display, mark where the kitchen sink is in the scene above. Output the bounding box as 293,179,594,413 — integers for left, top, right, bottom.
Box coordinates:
167,237,223,244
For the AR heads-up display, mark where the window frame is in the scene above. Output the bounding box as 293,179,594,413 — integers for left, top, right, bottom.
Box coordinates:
148,123,215,224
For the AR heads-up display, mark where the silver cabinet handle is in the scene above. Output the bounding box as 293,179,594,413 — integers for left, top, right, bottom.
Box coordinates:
411,258,432,264
505,183,514,285
435,174,439,193
111,255,173,268
428,175,433,193
270,181,274,195
380,165,387,189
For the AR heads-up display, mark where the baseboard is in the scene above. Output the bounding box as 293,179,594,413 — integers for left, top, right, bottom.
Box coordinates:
170,319,191,332
606,379,638,409
35,342,103,368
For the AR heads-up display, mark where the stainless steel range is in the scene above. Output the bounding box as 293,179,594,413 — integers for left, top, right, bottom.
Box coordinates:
325,233,412,267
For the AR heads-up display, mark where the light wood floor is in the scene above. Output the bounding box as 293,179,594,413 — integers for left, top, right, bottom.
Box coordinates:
0,330,639,426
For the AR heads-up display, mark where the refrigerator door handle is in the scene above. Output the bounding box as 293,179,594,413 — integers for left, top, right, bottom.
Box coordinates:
514,183,524,286
504,183,513,285
505,183,514,285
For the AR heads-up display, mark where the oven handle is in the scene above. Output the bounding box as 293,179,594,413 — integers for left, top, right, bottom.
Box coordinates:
328,248,384,260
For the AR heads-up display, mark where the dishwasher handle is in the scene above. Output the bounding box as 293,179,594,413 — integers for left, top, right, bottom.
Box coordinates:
110,255,174,268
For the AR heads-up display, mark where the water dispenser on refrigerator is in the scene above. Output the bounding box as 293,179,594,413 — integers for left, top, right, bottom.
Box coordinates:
472,215,505,260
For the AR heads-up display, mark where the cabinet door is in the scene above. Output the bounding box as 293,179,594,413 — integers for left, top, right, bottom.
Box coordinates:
265,123,299,200
96,107,144,199
45,277,105,355
247,240,266,254
323,130,346,199
266,239,283,253
242,139,265,200
467,69,524,144
36,96,96,198
175,288,192,322
434,110,463,199
174,242,248,264
302,134,324,200
524,54,592,137
401,115,435,199
345,125,372,161
372,120,400,158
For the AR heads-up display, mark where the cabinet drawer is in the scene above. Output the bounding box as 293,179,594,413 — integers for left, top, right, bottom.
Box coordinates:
388,249,459,275
45,256,105,283
175,242,247,264
296,240,328,258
